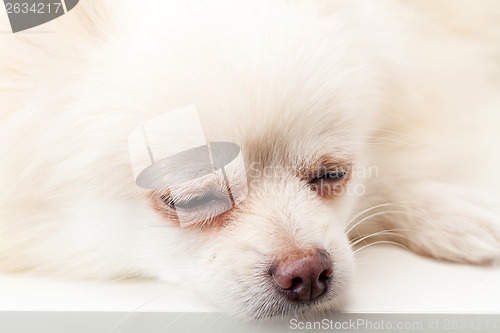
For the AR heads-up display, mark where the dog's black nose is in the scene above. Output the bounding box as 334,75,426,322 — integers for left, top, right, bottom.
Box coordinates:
271,250,332,302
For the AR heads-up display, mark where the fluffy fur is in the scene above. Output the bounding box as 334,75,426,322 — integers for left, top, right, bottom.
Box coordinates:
1,0,499,320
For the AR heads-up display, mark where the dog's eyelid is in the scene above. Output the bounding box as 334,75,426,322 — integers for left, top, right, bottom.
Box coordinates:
153,174,229,200
307,162,352,181
316,170,348,180
159,194,175,206
160,191,222,206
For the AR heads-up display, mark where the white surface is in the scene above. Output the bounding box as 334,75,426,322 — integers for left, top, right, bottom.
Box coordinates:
346,246,500,313
1,245,499,313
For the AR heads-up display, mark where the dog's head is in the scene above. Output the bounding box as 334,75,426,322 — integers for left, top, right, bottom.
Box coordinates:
102,2,380,318
138,109,365,319
129,103,374,319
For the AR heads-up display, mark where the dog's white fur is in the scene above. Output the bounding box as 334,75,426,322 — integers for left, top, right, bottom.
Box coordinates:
1,0,500,320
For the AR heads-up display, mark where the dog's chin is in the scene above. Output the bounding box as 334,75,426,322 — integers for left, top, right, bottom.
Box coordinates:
219,272,351,322
234,293,347,323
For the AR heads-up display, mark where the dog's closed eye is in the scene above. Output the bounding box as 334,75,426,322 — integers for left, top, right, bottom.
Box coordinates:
309,165,352,197
313,169,349,181
160,193,224,210
154,190,233,228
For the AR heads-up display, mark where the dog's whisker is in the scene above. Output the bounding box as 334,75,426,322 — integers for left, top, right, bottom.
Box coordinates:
79,272,143,295
345,203,432,236
328,133,411,143
330,127,416,138
353,240,411,255
345,204,413,233
349,228,413,247
344,201,413,230
349,135,409,144
356,127,418,139
346,210,413,235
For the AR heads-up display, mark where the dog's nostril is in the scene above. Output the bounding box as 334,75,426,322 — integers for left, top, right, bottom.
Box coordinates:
291,277,302,289
319,269,332,281
271,250,333,303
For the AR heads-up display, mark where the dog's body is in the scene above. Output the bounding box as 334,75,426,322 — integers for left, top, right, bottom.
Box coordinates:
1,0,500,319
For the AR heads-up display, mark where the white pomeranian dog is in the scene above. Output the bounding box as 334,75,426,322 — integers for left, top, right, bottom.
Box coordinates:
0,0,499,320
